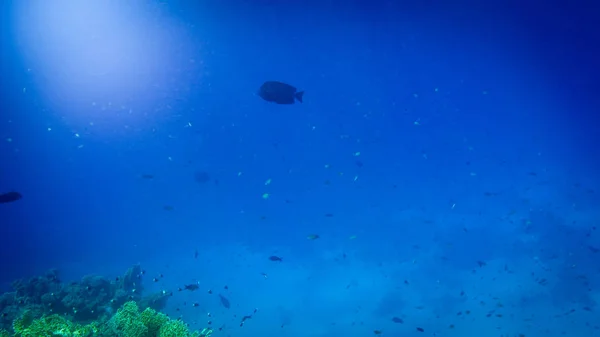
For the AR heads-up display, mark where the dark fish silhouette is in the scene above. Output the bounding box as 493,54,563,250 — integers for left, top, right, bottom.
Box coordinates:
269,255,283,262
183,283,200,291
194,171,211,184
219,294,231,309
258,81,304,104
0,191,22,203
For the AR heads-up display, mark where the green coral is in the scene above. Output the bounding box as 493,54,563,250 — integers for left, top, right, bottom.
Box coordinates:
157,320,212,337
106,301,208,337
11,301,209,337
198,328,212,337
140,307,168,336
107,301,148,337
12,310,34,334
73,322,99,336
12,312,96,337
0,329,10,337
158,320,189,337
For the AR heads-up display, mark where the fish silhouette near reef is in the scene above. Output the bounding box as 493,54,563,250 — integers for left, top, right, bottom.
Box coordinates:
0,191,22,204
258,81,304,104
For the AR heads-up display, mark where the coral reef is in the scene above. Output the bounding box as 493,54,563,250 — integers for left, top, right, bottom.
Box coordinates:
12,312,98,337
10,301,212,337
0,265,170,332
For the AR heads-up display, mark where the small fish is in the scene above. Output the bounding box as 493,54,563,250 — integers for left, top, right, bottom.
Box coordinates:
258,81,304,104
373,330,382,335
0,191,22,203
391,317,403,323
307,234,320,240
269,255,283,262
240,313,253,327
184,283,200,291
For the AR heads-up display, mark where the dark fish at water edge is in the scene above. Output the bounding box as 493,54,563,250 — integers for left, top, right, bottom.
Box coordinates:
258,81,304,104
0,191,22,203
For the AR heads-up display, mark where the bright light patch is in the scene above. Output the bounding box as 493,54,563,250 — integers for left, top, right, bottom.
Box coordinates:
12,0,193,132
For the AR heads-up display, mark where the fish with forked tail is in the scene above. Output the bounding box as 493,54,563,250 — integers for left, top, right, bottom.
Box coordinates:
179,283,200,292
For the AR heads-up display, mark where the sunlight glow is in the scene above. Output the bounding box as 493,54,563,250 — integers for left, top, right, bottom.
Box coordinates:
12,0,191,128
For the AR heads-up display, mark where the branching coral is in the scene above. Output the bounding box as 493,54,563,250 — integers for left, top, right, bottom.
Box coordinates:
105,301,148,337
0,265,169,332
140,307,169,336
157,320,189,337
103,301,210,337
9,300,208,337
12,312,97,337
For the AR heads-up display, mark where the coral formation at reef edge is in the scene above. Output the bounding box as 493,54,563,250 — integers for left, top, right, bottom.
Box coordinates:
0,265,209,336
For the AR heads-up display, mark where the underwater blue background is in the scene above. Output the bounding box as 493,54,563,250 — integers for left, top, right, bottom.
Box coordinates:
1,0,599,336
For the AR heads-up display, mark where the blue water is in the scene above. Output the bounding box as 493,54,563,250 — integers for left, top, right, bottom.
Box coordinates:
1,0,599,336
